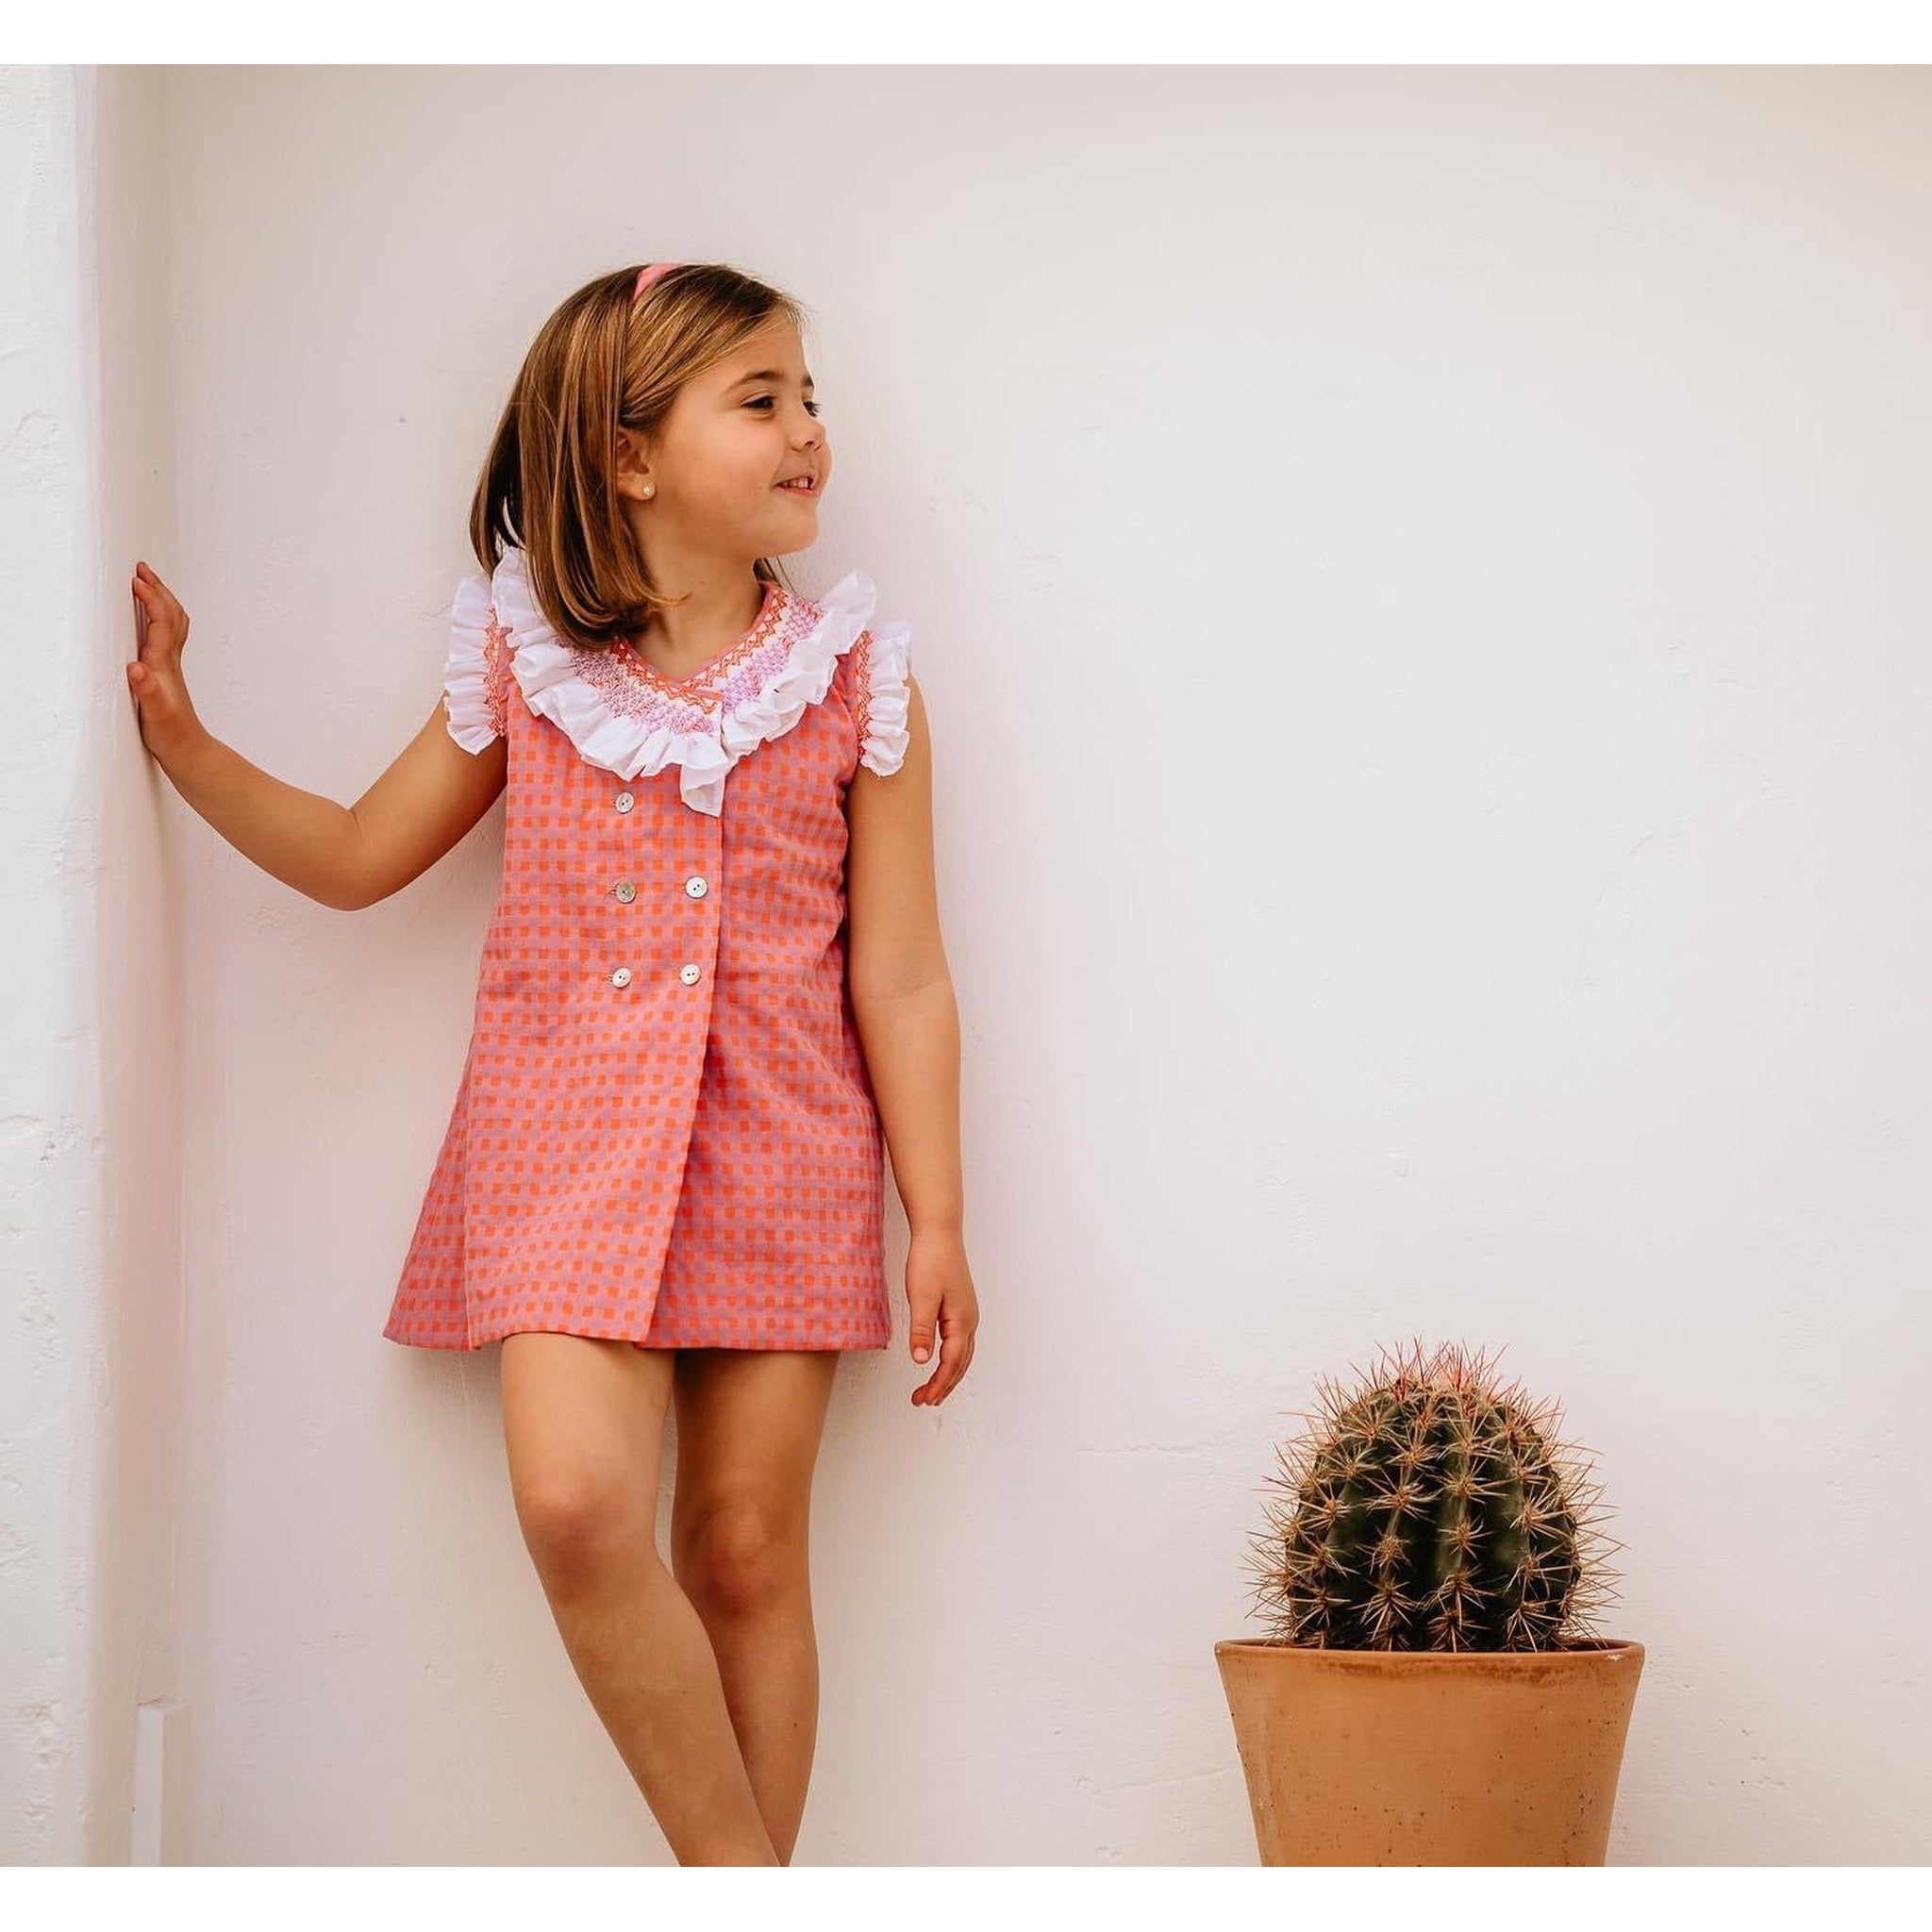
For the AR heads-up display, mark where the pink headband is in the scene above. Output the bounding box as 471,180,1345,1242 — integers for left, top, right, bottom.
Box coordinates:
634,261,682,298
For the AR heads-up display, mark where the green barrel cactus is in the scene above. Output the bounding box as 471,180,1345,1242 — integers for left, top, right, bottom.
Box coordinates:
1245,1338,1623,1652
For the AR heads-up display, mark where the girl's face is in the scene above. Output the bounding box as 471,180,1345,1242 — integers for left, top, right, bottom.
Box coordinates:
619,315,830,566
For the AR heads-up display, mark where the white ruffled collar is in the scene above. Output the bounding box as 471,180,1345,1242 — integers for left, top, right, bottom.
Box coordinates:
489,546,877,816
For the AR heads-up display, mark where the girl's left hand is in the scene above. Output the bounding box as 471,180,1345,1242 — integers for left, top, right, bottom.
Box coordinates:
906,1227,977,1407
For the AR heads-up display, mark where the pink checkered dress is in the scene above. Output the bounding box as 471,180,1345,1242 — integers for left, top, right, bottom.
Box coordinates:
381,546,912,1352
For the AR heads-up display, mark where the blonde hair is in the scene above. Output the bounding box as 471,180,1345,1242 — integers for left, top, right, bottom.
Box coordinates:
468,261,814,649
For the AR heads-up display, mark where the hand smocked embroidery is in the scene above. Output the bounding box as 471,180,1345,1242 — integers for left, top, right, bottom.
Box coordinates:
600,599,792,726
491,545,889,815
439,545,913,797
481,611,512,740
616,587,789,703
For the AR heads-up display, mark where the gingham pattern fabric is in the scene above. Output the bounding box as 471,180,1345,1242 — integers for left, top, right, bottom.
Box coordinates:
382,554,911,1352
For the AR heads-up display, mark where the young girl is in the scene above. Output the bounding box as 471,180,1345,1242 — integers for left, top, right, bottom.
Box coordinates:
125,259,977,1865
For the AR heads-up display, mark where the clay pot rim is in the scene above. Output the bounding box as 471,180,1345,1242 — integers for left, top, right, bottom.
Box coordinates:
1215,1636,1643,1665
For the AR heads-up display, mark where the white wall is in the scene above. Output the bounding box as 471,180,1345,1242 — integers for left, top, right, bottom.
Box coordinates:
0,64,186,1865
11,63,1930,1863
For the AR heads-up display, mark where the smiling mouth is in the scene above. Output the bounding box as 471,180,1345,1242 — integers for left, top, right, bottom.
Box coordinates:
777,479,818,495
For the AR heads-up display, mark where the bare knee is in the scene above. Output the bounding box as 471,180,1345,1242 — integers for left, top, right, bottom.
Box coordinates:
677,1502,802,1617
499,1333,670,1586
512,1466,655,1586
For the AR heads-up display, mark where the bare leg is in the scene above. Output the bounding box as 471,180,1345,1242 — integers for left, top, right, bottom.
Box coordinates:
498,1332,778,1865
668,1347,841,1866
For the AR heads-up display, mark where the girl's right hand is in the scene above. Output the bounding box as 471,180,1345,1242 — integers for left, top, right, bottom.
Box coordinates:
127,560,207,763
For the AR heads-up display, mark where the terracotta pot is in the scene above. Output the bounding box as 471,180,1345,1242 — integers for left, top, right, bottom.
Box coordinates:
1214,1636,1644,1864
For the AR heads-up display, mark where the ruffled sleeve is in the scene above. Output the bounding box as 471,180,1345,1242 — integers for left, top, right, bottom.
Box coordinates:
854,620,912,777
441,571,510,753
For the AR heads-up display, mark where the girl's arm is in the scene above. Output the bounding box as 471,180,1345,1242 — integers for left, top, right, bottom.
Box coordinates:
844,675,978,1405
844,676,962,1229
126,560,507,912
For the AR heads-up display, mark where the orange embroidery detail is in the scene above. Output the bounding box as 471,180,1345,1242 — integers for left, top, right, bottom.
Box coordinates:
481,613,513,737
615,586,788,699
851,628,874,746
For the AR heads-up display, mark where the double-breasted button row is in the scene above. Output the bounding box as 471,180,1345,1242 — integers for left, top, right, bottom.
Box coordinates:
605,793,712,985
610,961,702,990
608,872,708,907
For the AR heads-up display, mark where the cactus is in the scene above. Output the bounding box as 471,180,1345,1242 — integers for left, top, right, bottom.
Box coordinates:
1244,1338,1624,1652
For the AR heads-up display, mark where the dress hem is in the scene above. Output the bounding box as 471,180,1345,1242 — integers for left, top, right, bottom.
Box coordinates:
381,1321,891,1354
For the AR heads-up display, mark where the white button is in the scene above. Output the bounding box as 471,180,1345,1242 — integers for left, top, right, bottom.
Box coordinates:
614,791,635,813
610,967,633,989
685,875,708,898
678,963,702,985
614,880,637,904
